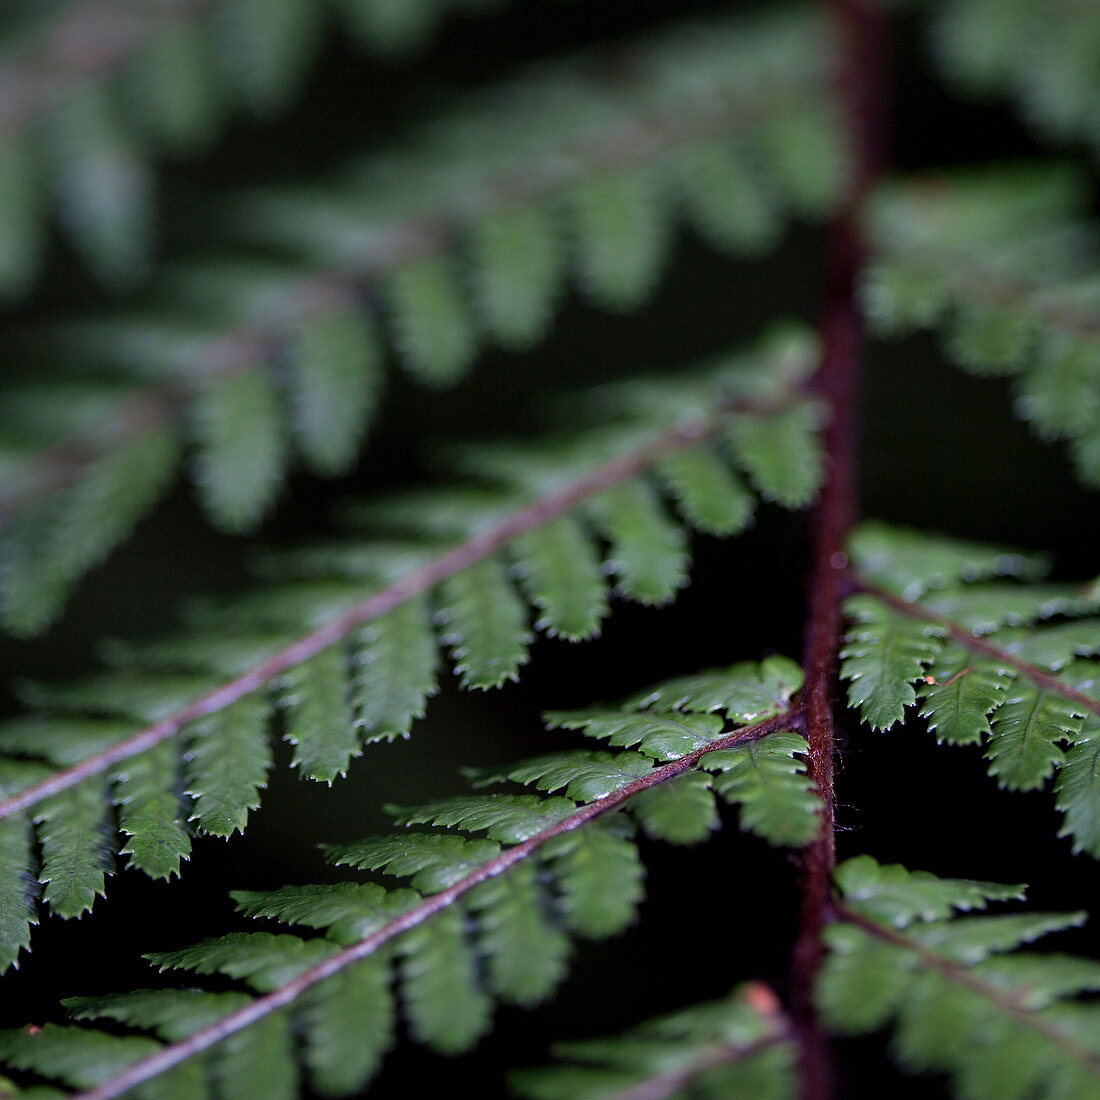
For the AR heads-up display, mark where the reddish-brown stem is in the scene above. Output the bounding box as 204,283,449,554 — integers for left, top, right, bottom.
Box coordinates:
0,399,795,824
791,3,885,1097
856,578,1100,719
72,708,800,1100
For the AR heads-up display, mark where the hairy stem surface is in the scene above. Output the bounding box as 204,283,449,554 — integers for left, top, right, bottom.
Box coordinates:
792,2,885,1096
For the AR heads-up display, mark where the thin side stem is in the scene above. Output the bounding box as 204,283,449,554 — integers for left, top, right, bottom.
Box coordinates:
0,398,791,823
837,904,1100,1075
73,708,800,1100
791,2,886,1097
854,578,1100,719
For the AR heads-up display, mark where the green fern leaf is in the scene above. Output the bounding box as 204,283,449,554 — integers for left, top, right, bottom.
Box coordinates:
64,989,251,1041
701,731,819,848
280,646,360,784
1017,334,1100,440
918,644,1014,746
468,861,571,1006
214,1012,299,1100
758,107,845,217
0,1026,161,1091
114,742,191,880
863,167,1100,487
919,583,1084,635
35,781,111,920
892,981,1060,1100
1,428,178,638
383,254,477,386
303,957,394,1096
585,480,689,606
541,818,643,938
325,834,501,892
655,444,756,536
725,401,824,507
847,521,1045,600
1055,721,1100,857
101,632,288,679
47,84,151,286
627,655,803,721
127,19,224,154
288,306,382,476
214,0,321,115
568,169,668,311
544,710,725,762
985,684,1084,791
908,911,1087,965
511,517,610,641
147,932,338,991
192,368,286,533
944,300,1036,376
0,716,132,767
834,855,1026,928
335,0,437,53
351,486,521,541
512,985,795,1100
1012,620,1100,670
628,771,719,845
185,694,272,837
0,134,42,298
399,907,493,1053
387,794,578,842
976,952,1100,1007
672,140,781,256
470,204,565,349
351,594,439,741
476,749,654,802
434,556,532,690
16,670,213,725
0,817,35,972
817,923,914,1033
824,858,1100,1099
232,882,420,946
841,594,945,730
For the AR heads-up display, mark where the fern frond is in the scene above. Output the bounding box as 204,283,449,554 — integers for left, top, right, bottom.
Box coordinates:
511,984,796,1100
0,669,804,1096
840,593,945,731
434,557,532,689
822,856,1100,1100
350,593,439,742
278,647,360,784
700,732,820,848
35,780,112,920
628,772,721,847
832,855,1026,928
0,7,841,635
931,0,1100,161
0,333,821,966
864,165,1100,487
0,0,570,295
475,662,811,848
1,426,179,638
844,522,1100,854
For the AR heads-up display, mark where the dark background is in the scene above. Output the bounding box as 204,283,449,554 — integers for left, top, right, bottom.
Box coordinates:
2,2,1098,1096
